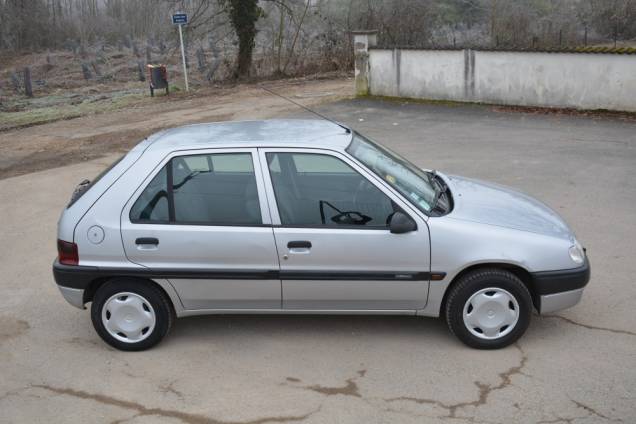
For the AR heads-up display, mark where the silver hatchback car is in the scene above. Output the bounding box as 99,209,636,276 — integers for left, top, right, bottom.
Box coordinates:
53,119,589,351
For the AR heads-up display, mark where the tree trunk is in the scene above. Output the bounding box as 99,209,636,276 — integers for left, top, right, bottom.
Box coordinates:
227,0,261,79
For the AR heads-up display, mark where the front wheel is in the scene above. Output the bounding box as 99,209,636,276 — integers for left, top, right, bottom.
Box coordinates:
91,279,174,351
444,268,532,349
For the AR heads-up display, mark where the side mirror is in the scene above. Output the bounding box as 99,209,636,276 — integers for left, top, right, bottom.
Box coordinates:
389,211,417,234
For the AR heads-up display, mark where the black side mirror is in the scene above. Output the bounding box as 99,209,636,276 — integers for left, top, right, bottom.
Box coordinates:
389,211,417,234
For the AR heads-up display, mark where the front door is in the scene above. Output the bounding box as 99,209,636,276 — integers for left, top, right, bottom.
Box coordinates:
121,149,281,310
259,149,431,310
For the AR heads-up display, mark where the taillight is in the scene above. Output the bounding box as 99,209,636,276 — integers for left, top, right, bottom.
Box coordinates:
57,239,79,265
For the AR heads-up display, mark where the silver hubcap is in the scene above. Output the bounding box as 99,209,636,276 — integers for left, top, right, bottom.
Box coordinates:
462,287,519,340
101,292,156,343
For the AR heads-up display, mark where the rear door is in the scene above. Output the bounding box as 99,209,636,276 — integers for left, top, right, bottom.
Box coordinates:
259,148,431,310
120,148,281,310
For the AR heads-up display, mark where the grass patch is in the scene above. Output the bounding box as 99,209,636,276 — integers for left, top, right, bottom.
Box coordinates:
0,92,146,131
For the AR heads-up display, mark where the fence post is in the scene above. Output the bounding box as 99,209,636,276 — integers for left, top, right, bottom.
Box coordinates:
351,30,378,96
81,63,92,80
10,72,20,93
24,67,33,97
137,61,146,82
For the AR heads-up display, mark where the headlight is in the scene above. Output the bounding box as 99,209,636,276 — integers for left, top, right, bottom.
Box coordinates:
568,243,585,264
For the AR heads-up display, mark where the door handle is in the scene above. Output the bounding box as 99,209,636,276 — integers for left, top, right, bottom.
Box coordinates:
135,237,159,245
287,241,311,249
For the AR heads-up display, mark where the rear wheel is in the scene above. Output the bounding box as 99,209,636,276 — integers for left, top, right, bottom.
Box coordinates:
91,279,174,351
445,268,532,349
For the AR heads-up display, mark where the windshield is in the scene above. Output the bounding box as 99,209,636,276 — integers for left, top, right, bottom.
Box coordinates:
346,133,437,214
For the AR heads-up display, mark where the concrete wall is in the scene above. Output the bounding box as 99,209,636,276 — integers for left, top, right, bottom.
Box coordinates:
366,48,636,111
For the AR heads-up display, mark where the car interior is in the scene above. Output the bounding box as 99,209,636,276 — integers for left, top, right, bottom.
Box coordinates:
130,151,400,228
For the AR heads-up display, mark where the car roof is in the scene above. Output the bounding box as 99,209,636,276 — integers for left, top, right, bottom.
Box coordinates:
144,119,353,153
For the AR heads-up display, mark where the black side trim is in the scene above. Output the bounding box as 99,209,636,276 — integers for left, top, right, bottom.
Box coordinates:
530,258,590,295
53,260,446,290
279,270,434,281
137,269,279,280
54,261,279,289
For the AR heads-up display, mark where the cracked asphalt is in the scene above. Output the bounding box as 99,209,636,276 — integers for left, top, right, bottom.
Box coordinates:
1,96,636,423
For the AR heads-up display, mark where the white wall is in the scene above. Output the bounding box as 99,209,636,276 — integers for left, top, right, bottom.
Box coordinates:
370,49,467,100
368,48,636,112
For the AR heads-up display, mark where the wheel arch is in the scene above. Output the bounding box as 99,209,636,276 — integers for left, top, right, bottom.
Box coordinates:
440,262,538,315
83,276,181,314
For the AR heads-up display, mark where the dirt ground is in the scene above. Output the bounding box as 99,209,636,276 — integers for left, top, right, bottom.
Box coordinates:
0,77,352,179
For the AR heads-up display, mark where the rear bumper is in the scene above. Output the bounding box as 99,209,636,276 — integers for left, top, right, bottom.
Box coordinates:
53,260,97,290
532,258,590,314
53,260,96,309
57,285,85,309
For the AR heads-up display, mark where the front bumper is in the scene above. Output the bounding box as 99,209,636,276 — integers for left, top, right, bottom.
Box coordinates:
539,288,584,314
531,257,590,314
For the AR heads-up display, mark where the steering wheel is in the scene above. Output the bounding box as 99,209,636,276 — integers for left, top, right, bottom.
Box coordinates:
331,211,372,225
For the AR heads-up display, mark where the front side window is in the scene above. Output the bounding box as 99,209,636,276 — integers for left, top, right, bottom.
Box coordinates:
130,152,261,225
346,133,438,214
267,152,399,228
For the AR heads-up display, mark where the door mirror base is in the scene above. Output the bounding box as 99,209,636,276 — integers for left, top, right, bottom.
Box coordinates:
389,211,417,234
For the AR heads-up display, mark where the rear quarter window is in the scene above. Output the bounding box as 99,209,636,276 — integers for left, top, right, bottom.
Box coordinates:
67,155,125,208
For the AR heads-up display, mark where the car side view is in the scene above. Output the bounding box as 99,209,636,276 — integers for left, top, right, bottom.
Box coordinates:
53,119,590,351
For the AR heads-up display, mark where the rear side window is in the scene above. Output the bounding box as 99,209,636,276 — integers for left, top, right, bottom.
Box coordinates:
130,153,262,225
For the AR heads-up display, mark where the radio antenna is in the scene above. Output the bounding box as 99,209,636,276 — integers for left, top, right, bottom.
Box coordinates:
259,85,351,133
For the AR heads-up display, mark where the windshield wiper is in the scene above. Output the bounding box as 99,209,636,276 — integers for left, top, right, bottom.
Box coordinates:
428,170,448,212
68,179,91,207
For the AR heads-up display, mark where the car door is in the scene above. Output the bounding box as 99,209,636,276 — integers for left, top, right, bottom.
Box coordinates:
259,148,431,310
120,148,281,310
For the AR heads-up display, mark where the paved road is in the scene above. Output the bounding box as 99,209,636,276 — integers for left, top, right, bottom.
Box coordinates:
1,98,635,423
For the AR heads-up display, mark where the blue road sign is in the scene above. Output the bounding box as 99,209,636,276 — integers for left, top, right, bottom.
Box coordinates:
172,13,188,25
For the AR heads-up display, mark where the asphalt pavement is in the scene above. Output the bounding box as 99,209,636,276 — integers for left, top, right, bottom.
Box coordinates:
1,97,635,423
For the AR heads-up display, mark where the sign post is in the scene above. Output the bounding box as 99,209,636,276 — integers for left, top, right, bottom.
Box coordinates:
172,12,189,92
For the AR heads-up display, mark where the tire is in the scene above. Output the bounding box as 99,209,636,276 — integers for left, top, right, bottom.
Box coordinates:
91,279,174,351
444,268,532,349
